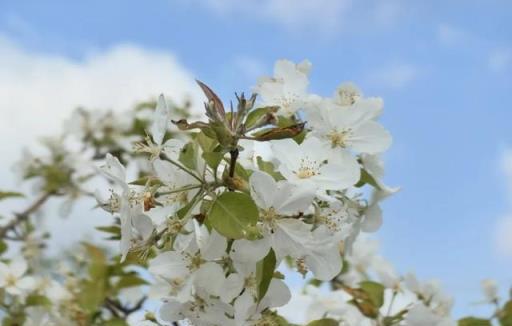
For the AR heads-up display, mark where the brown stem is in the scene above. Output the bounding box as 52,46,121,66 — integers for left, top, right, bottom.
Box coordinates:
229,149,239,178
104,296,146,318
104,299,121,318
0,191,54,239
228,149,239,191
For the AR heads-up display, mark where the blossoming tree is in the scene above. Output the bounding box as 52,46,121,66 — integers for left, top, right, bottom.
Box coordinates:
0,59,509,326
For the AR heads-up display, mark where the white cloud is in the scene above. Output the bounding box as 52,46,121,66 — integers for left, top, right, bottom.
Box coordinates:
0,35,204,254
488,48,512,72
0,35,203,184
367,63,418,90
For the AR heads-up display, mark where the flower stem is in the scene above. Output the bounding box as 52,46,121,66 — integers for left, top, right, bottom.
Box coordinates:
161,153,203,183
156,184,202,196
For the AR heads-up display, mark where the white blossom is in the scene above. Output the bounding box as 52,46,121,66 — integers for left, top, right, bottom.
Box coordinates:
149,221,227,302
481,278,499,303
100,153,154,260
234,170,343,281
271,137,360,194
254,59,312,117
0,259,35,298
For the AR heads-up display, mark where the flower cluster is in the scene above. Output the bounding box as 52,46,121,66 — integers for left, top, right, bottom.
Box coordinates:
298,238,456,326
0,59,510,326
96,59,397,325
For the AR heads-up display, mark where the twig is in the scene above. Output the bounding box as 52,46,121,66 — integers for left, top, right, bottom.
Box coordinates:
0,191,53,239
104,296,147,317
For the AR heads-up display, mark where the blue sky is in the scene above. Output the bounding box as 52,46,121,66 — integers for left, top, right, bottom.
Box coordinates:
1,0,512,317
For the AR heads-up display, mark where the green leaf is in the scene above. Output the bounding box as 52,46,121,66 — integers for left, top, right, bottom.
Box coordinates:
83,243,108,279
129,176,162,187
78,279,106,314
95,225,121,235
245,106,278,129
25,294,51,307
500,300,512,326
104,319,129,326
0,240,7,255
383,309,408,326
42,165,71,192
354,168,381,189
359,281,385,308
307,279,323,287
179,142,197,170
234,162,251,181
202,151,224,170
196,131,218,151
209,192,258,239
256,249,276,302
257,157,284,181
115,274,148,289
0,191,24,201
306,319,339,326
458,317,492,326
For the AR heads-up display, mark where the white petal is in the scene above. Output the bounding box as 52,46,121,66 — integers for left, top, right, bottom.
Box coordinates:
297,59,312,75
119,199,133,261
0,262,10,277
200,229,227,261
302,226,343,281
158,301,184,323
361,203,383,232
153,159,180,186
373,257,399,289
148,251,189,279
349,121,392,154
10,259,28,278
259,278,291,310
6,285,22,296
234,291,257,324
101,153,126,185
249,170,277,210
230,238,271,263
173,231,195,253
150,94,169,145
300,136,330,158
132,214,154,240
194,262,225,296
354,97,384,120
220,273,245,303
193,219,209,252
162,138,184,161
304,246,342,281
316,151,360,190
272,219,312,260
274,182,315,215
17,276,36,291
271,139,302,172
274,59,309,93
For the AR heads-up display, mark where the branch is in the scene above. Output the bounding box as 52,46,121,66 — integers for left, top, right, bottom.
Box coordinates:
0,191,53,239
